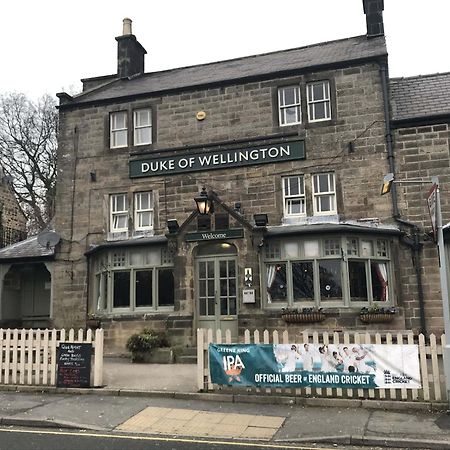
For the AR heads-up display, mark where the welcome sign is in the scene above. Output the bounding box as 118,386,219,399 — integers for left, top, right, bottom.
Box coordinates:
129,140,305,178
209,343,421,389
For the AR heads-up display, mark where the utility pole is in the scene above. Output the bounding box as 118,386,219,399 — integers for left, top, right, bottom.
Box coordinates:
433,177,450,408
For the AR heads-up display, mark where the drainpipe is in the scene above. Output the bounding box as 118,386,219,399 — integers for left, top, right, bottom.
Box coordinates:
379,62,427,336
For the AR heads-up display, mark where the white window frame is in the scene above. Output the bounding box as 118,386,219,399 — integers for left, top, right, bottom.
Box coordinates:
307,81,331,122
282,176,306,217
110,193,128,233
278,86,301,126
312,173,336,215
134,192,153,231
133,108,152,146
110,111,128,148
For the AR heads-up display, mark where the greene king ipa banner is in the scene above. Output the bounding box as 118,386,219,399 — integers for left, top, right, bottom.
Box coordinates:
209,343,421,389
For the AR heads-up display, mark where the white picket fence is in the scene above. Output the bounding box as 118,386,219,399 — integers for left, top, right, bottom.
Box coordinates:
0,328,104,387
197,328,446,403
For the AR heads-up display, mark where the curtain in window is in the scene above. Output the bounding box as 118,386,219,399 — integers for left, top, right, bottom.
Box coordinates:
375,263,388,302
266,265,276,304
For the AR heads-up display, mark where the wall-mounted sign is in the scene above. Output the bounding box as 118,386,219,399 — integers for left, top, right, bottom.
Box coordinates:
129,140,305,178
185,228,244,242
243,289,255,304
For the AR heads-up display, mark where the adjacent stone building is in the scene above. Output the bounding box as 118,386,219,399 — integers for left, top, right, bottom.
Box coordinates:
52,1,449,354
390,72,450,334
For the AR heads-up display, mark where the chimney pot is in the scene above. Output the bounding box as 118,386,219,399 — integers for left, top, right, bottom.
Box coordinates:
123,18,132,35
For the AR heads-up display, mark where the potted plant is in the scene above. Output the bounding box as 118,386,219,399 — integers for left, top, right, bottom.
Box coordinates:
281,307,326,324
126,328,171,363
359,306,398,324
86,313,101,329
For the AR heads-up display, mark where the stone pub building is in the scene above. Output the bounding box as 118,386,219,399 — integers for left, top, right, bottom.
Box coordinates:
53,1,449,353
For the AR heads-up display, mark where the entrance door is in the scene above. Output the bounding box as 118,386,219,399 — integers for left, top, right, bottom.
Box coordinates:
196,255,238,339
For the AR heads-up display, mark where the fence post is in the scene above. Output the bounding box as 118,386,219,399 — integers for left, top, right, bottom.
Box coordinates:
93,328,104,387
197,328,205,391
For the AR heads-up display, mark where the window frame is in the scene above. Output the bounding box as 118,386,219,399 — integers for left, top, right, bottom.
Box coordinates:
263,236,393,309
110,111,128,149
134,191,154,232
312,172,337,216
282,175,306,218
278,85,302,126
307,80,331,122
133,108,152,146
110,193,128,234
92,247,175,315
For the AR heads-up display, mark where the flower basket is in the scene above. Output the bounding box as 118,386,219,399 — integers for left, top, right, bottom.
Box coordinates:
281,312,326,324
359,313,396,324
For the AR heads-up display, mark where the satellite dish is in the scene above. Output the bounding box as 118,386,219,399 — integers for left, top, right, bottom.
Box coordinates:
37,231,61,248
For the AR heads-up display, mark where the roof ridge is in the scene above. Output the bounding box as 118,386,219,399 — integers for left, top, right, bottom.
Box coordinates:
391,71,450,82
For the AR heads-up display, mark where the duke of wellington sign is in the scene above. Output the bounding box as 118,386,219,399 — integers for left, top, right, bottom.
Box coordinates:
129,140,305,178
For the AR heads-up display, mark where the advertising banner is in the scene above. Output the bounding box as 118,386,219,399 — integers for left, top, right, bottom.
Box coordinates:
209,343,421,389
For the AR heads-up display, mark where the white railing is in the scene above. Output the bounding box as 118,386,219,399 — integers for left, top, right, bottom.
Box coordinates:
197,328,446,403
0,328,104,387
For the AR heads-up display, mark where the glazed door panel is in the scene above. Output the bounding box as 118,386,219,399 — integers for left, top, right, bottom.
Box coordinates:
196,257,238,340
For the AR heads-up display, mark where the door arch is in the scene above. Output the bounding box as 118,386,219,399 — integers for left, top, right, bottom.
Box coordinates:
195,242,238,339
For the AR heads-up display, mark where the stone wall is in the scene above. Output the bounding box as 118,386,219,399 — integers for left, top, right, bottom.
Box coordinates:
394,123,450,334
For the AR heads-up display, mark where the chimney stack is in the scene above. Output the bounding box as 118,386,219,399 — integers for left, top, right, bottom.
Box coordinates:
363,0,384,38
115,18,147,79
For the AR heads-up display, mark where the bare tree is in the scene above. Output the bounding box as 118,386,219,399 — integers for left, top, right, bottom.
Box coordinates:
0,93,58,234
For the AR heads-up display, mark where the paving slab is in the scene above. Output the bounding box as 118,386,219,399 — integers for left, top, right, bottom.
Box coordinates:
103,358,197,392
274,405,370,441
117,406,284,440
365,409,447,440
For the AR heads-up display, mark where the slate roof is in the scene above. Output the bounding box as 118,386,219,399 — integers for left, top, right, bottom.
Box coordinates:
0,235,55,262
66,35,387,106
390,72,450,122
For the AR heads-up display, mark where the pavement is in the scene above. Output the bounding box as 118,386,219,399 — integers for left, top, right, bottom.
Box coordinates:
1,357,450,449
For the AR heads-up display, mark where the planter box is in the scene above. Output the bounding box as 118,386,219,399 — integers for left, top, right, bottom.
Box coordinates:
131,348,174,364
281,312,326,324
359,313,396,324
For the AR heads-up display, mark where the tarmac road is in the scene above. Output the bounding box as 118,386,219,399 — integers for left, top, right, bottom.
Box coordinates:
0,427,406,450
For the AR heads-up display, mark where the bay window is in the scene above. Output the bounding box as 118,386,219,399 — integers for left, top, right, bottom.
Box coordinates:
92,246,174,315
264,236,392,307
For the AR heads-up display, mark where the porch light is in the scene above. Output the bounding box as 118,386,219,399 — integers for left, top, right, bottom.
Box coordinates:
194,187,213,215
167,219,179,234
253,213,268,227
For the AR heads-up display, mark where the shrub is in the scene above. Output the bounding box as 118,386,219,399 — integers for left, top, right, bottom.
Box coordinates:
126,328,169,354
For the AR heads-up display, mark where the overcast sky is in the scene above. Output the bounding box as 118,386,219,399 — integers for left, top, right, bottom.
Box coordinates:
2,0,448,99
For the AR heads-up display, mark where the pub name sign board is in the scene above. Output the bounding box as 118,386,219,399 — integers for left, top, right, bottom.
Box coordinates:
129,140,305,178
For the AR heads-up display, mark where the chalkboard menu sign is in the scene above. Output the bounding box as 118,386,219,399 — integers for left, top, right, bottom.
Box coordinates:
57,343,92,388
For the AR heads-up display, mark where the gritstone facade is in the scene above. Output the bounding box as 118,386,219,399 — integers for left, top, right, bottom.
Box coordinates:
51,1,450,354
